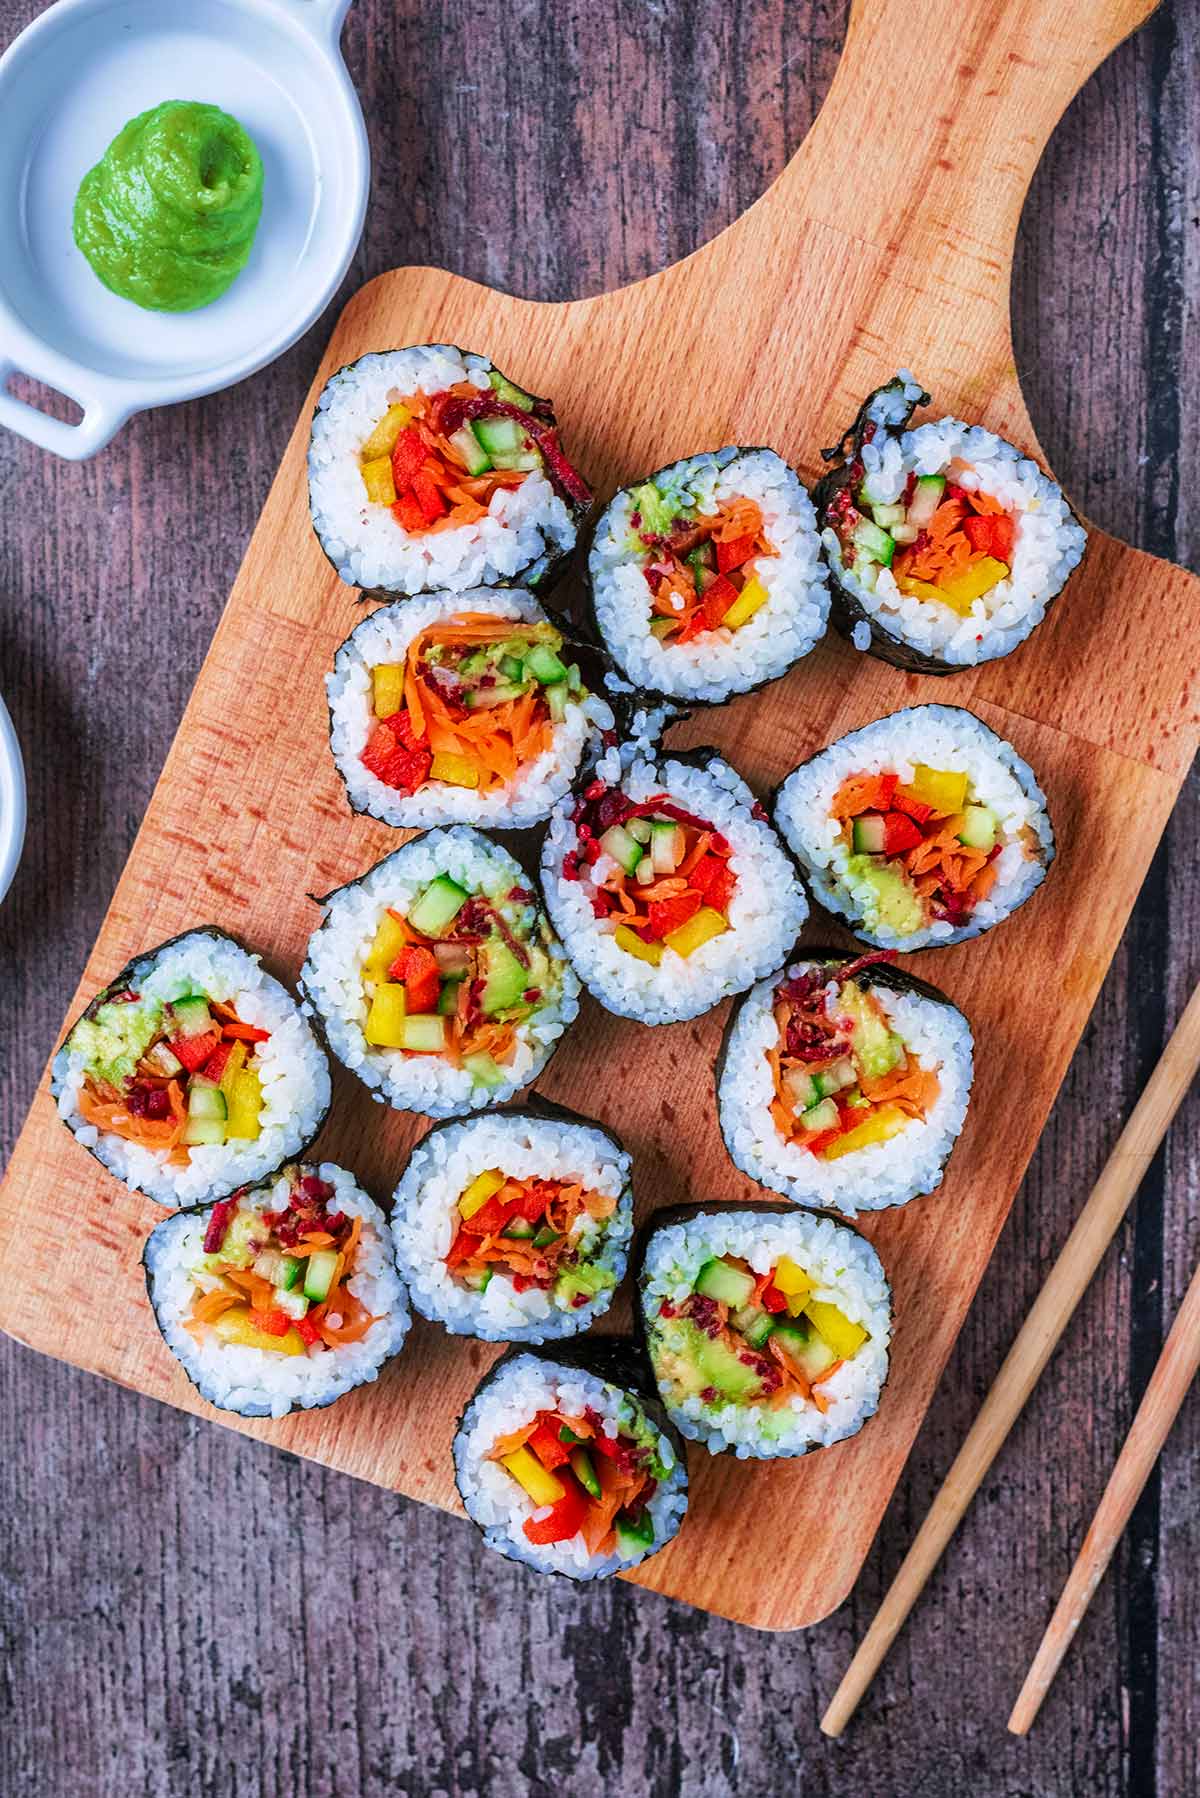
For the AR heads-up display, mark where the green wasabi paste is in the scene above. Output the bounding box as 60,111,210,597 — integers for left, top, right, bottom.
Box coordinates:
73,100,264,312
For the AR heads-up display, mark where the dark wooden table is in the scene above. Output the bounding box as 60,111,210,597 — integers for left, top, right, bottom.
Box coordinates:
1,3,1196,1793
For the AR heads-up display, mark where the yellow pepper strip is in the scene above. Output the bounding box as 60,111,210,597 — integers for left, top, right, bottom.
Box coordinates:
615,924,662,966
364,982,407,1048
819,1101,910,1161
430,751,480,789
213,1308,305,1355
372,663,405,719
224,1069,262,1141
361,456,397,507
898,764,969,813
459,1168,506,1221
803,1298,868,1360
217,1039,248,1100
664,906,728,958
772,1254,814,1317
363,912,408,981
360,402,411,462
501,1446,565,1508
721,574,769,632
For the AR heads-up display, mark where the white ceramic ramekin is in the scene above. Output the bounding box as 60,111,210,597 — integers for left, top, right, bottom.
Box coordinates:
0,694,26,905
0,0,367,459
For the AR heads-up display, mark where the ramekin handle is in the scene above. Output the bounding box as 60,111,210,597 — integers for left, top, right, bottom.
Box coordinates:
0,356,130,461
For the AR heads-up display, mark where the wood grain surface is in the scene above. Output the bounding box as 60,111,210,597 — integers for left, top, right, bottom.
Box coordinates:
0,0,1196,1789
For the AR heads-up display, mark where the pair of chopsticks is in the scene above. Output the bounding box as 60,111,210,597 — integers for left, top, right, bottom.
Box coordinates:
821,980,1200,1738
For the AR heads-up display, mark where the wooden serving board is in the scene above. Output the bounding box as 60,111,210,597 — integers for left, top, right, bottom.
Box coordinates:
1,0,1196,1631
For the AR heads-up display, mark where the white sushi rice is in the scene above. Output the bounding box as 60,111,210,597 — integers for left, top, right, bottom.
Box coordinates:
326,587,614,828
392,1110,633,1341
308,346,579,595
51,931,332,1208
775,704,1054,949
589,448,830,701
541,752,808,1024
718,960,973,1213
641,1208,891,1459
143,1162,411,1419
453,1351,688,1579
300,827,580,1118
825,373,1086,665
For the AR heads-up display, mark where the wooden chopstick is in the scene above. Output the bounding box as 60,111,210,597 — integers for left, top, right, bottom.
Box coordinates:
1008,1249,1200,1733
820,980,1200,1739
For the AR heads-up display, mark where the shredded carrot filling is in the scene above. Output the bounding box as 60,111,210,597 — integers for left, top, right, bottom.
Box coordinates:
486,1407,659,1555
831,767,1004,928
444,1176,616,1294
640,496,776,644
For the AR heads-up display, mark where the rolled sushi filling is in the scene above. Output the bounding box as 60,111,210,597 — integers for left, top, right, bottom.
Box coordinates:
356,371,590,537
767,955,939,1158
652,1251,869,1417
827,464,1016,617
360,871,562,1087
486,1403,666,1554
183,1169,382,1355
360,611,587,798
445,1167,617,1303
68,988,270,1164
830,762,1034,933
628,483,777,645
562,780,738,964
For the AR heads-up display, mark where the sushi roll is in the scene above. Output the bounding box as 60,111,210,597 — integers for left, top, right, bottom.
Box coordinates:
51,928,331,1207
326,588,613,829
307,346,592,600
300,827,579,1118
814,370,1086,672
453,1340,688,1580
144,1161,411,1418
391,1100,633,1341
774,704,1054,949
540,747,808,1024
588,447,829,701
639,1202,890,1459
717,953,973,1213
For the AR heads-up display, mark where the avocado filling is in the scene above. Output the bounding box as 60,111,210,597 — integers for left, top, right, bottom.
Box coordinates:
626,482,777,644
361,613,586,798
184,1169,380,1356
487,1403,668,1552
561,782,739,964
360,875,561,1088
832,763,1016,930
769,958,939,1157
650,1253,869,1414
826,463,1016,615
67,988,270,1161
357,369,591,535
445,1168,617,1305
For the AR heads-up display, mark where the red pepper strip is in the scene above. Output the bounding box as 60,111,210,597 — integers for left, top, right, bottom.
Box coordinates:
802,1128,842,1156
202,1041,234,1083
294,1314,322,1347
645,890,702,942
413,471,446,523
460,1194,514,1238
760,1282,787,1315
361,717,432,794
251,1307,295,1337
172,1030,221,1073
390,427,427,490
989,513,1015,562
527,1420,572,1471
523,1476,588,1545
444,1227,478,1268
716,533,758,575
202,1195,240,1255
690,853,736,915
881,811,924,855
220,1021,271,1043
892,790,933,824
701,572,738,629
392,492,427,533
962,514,993,553
389,945,440,1013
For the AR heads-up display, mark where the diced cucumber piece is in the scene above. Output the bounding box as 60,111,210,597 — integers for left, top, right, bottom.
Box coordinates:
813,1057,857,1098
627,817,652,845
465,680,528,709
171,995,213,1036
499,654,525,682
489,449,540,472
275,1288,309,1322
449,425,492,475
275,1255,301,1291
183,1115,226,1147
772,1319,839,1384
851,813,887,854
473,416,525,456
463,1267,493,1293
437,979,462,1017
695,1256,756,1309
187,1080,228,1121
614,1511,655,1554
891,522,919,544
400,1014,447,1053
732,1304,775,1349
635,857,655,886
303,1249,339,1303
800,1097,840,1134
958,804,998,851
464,1051,505,1089
525,642,568,684
544,681,569,723
570,1448,601,1499
782,1066,819,1112
599,824,643,874
651,820,684,873
407,875,469,936
566,662,582,695
141,1040,184,1078
855,558,881,593
532,1226,562,1248
871,502,906,529
907,474,946,528
500,1215,537,1240
852,519,895,567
